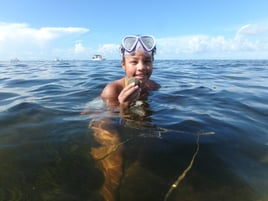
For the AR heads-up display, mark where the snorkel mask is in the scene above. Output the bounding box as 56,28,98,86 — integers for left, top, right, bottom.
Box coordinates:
120,35,156,57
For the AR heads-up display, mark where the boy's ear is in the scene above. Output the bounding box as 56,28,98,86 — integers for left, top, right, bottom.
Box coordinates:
121,60,126,70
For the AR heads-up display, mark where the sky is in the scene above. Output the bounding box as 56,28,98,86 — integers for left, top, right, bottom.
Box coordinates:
0,0,268,60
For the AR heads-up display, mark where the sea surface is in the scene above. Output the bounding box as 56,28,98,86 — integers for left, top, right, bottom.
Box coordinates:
0,60,267,201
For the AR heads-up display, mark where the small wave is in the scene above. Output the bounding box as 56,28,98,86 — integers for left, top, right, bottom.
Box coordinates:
0,102,63,126
8,102,52,114
0,92,19,99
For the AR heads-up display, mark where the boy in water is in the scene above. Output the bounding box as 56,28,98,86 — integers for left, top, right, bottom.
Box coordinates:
101,35,160,108
90,35,160,201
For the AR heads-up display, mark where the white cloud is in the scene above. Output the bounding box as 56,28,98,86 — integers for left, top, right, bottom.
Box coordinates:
74,42,86,54
1,22,268,60
98,44,119,54
0,22,88,44
0,22,89,60
35,27,88,45
156,23,268,59
92,43,120,59
236,24,267,38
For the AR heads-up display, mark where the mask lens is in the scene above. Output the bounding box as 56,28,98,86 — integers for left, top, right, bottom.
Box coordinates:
123,36,138,52
140,36,155,51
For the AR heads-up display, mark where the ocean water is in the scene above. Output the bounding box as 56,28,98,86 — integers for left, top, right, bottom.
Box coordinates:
0,60,267,201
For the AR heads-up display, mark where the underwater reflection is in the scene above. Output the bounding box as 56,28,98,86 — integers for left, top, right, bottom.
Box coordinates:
90,118,124,201
86,98,264,201
87,98,155,201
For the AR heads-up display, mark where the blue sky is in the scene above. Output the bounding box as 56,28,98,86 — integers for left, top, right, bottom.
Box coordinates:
0,0,268,60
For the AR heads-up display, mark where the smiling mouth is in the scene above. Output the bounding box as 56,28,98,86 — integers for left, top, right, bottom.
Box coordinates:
135,74,146,79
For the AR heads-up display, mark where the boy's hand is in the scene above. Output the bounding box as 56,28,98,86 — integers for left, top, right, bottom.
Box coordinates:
118,77,141,106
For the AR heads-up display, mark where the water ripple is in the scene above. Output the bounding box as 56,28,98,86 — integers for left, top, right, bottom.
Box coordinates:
0,60,268,200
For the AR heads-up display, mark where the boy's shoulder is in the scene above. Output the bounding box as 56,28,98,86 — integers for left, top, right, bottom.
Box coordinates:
101,78,124,99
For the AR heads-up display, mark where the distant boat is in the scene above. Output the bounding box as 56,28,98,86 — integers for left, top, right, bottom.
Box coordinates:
91,55,105,61
10,58,20,63
54,57,64,62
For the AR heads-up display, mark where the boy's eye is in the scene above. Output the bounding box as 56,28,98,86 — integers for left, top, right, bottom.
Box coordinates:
144,59,152,64
130,60,138,64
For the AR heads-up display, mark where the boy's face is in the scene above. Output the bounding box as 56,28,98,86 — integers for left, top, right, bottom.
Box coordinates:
122,50,153,83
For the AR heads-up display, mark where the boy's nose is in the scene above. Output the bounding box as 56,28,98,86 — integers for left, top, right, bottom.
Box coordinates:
137,62,145,70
